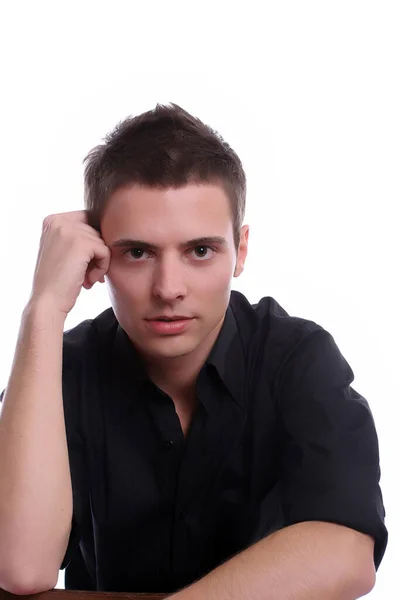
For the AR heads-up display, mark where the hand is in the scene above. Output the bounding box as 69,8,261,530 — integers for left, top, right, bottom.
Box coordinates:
29,210,111,316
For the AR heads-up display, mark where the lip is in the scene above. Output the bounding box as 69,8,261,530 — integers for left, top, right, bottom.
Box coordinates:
145,317,195,335
147,316,190,320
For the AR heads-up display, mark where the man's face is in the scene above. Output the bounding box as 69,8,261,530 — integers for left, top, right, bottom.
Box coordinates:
100,183,249,364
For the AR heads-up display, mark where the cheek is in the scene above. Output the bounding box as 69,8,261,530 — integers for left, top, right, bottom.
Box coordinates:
107,259,233,295
214,267,234,288
105,273,139,306
107,262,135,288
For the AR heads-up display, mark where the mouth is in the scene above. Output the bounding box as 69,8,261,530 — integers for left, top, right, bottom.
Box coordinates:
144,317,195,335
146,317,191,322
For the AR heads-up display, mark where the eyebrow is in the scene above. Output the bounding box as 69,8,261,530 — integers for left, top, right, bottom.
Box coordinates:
110,236,228,250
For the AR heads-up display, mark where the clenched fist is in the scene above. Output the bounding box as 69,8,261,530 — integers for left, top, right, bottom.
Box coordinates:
29,210,111,316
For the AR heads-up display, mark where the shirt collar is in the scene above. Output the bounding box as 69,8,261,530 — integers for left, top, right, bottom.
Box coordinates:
110,294,247,409
205,302,246,408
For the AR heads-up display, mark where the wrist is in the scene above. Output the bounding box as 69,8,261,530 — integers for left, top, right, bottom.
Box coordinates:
23,295,67,329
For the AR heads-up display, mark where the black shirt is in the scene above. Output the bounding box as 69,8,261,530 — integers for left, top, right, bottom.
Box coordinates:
0,291,388,592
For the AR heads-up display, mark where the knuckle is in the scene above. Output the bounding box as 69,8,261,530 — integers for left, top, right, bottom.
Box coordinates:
42,214,56,228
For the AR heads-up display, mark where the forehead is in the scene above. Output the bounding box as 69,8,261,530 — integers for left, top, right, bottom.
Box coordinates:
103,183,231,219
101,183,233,242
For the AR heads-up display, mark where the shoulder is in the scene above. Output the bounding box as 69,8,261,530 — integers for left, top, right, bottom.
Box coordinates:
61,307,118,423
231,290,326,348
229,290,328,379
62,306,117,368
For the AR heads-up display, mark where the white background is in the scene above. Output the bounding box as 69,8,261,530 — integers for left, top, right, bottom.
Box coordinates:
0,1,398,597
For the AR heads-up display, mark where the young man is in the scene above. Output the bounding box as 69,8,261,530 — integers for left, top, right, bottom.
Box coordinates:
0,104,387,598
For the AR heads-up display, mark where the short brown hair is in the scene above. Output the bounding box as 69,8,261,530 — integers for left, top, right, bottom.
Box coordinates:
83,103,246,251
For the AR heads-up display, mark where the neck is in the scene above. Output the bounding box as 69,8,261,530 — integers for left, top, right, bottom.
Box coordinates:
145,353,203,400
143,316,225,399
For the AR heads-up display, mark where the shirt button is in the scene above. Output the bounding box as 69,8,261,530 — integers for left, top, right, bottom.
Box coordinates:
164,440,174,450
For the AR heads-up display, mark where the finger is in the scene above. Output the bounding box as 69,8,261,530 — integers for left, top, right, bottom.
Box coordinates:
43,210,89,230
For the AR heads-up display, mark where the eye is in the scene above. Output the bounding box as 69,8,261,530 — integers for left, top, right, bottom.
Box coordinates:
123,248,148,260
191,245,216,259
122,245,217,261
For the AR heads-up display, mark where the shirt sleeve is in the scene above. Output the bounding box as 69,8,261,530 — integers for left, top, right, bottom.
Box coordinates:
276,328,388,570
59,340,90,571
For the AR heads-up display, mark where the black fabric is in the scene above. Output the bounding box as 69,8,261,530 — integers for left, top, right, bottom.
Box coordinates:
0,290,388,592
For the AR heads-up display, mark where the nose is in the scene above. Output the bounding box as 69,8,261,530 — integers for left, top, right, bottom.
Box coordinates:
151,257,187,301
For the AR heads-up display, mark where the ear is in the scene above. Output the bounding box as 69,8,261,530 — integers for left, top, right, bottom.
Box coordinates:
234,225,249,277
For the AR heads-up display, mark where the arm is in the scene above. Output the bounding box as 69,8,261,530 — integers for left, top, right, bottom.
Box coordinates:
169,520,375,600
171,327,386,600
0,210,110,594
0,300,72,594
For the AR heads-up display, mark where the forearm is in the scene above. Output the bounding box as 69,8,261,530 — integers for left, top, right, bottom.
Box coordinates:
168,521,375,600
0,300,72,592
